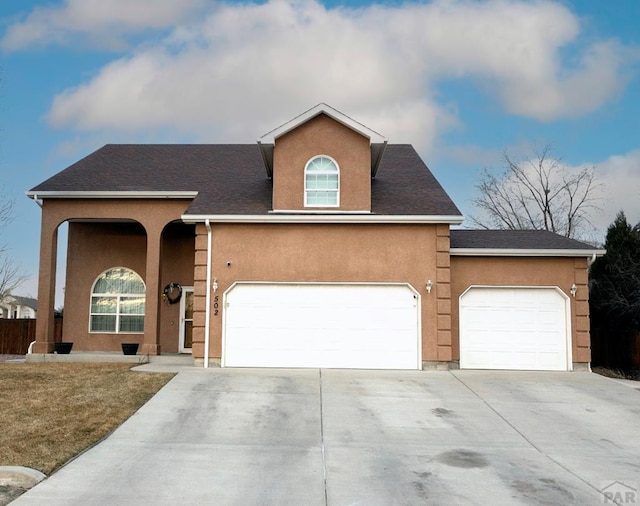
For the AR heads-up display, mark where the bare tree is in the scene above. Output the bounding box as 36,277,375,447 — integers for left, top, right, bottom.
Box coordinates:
0,187,26,300
469,145,602,239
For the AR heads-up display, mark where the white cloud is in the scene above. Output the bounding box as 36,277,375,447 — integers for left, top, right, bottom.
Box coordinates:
592,151,640,232
501,40,632,120
45,0,463,152
6,0,631,152
1,0,207,51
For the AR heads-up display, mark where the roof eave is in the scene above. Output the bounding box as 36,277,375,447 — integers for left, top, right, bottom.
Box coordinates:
26,191,198,199
371,140,388,178
258,103,387,145
450,247,606,257
181,214,465,225
256,140,274,179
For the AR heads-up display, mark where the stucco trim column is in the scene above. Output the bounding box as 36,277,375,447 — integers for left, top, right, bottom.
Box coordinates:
33,218,58,353
573,257,591,365
141,225,162,355
191,225,208,363
435,224,453,363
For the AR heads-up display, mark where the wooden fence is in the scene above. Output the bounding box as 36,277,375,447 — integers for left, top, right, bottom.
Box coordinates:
0,319,63,355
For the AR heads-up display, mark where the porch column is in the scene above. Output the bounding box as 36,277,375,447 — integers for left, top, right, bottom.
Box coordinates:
141,224,162,355
33,221,58,353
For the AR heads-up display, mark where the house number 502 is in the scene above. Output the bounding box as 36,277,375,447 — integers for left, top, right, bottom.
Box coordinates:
214,295,219,316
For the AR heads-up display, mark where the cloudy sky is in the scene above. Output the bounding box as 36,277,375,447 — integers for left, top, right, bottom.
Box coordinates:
1,0,639,299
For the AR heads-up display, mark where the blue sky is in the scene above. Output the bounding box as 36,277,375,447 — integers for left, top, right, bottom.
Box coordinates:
1,0,639,301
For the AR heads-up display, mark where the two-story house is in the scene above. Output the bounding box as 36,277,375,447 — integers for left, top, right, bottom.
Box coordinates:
27,104,602,370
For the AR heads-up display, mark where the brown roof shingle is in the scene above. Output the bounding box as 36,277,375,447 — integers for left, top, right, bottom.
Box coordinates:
30,143,462,217
450,229,599,250
372,145,461,216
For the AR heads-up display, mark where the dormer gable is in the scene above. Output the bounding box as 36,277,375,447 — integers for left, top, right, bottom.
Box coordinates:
258,104,388,213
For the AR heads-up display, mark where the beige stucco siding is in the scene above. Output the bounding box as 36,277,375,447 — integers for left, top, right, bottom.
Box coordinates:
272,114,371,212
450,256,591,364
35,199,194,354
65,222,147,351
63,220,195,353
34,198,592,367
193,222,450,363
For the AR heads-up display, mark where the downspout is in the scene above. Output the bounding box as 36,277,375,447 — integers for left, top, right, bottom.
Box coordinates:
204,219,212,368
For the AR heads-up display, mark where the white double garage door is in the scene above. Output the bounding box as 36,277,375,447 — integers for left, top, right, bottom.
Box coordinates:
222,283,571,371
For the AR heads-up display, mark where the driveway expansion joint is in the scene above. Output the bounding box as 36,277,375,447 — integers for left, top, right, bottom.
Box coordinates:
319,369,328,506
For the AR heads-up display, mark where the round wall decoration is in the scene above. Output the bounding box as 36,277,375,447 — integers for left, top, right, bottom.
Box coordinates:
162,283,182,304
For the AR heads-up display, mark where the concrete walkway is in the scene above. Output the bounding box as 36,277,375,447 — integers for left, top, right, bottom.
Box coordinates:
12,369,640,505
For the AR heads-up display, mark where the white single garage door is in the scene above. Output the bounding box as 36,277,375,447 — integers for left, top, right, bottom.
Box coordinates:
223,283,420,369
460,287,570,371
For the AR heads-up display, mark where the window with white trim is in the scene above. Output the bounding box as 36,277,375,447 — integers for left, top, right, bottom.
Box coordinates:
305,155,339,207
90,267,145,333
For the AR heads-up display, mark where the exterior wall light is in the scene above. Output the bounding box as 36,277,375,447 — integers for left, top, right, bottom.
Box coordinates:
570,283,577,297
212,278,219,293
426,280,433,293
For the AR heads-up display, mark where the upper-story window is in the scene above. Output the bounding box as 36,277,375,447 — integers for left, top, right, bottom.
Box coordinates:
90,267,145,333
305,155,339,207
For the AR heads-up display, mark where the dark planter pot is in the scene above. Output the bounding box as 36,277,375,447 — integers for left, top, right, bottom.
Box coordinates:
121,343,139,355
55,342,73,354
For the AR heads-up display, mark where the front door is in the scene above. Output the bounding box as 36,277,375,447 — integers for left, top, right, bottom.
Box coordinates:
179,287,194,353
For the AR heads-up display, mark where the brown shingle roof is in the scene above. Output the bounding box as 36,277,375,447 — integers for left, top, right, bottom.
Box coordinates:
450,229,599,250
372,145,461,216
29,143,462,217
29,144,273,215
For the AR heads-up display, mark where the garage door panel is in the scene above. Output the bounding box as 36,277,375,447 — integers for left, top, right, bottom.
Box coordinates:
539,353,564,369
225,347,417,369
460,287,569,371
224,283,420,369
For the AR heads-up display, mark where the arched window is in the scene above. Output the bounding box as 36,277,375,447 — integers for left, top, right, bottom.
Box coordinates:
90,267,145,333
305,155,339,207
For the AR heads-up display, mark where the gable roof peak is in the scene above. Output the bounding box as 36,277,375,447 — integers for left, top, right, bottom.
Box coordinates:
258,103,387,145
257,103,388,178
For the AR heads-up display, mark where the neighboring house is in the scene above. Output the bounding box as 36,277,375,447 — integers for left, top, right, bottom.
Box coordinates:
26,104,603,370
0,295,37,319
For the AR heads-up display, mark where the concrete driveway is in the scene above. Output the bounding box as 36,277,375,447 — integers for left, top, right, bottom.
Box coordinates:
13,368,640,505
